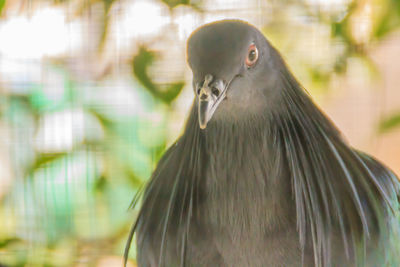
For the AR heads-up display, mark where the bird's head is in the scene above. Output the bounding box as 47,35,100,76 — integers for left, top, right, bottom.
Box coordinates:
187,20,283,129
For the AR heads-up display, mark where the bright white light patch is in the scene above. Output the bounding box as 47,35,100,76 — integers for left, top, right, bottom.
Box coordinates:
0,7,81,59
305,0,350,6
111,0,170,42
35,109,84,152
34,109,103,153
174,8,199,40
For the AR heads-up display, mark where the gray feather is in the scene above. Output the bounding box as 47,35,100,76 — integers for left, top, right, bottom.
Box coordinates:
125,20,400,267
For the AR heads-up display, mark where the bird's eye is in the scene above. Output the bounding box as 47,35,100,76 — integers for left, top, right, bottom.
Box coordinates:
245,44,258,67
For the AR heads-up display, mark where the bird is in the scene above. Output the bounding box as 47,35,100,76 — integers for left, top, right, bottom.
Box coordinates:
124,19,400,267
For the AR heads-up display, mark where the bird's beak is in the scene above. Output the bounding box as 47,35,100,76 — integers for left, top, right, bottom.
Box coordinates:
197,74,226,129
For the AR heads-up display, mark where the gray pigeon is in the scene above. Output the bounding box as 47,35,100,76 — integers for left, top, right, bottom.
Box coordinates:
125,20,400,267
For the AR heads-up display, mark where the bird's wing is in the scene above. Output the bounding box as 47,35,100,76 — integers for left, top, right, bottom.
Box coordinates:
354,150,400,201
277,68,400,266
124,141,181,267
125,119,206,266
354,150,400,263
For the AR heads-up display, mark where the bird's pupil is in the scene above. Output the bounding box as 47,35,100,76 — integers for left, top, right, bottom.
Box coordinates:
249,50,256,61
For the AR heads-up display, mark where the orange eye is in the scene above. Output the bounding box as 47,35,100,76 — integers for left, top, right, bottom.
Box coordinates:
245,44,258,67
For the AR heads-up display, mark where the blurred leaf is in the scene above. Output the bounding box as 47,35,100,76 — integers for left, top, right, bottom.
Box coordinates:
88,108,116,132
0,0,5,16
162,0,190,9
152,142,167,163
331,1,357,43
29,152,68,173
379,112,400,133
332,20,351,42
162,82,185,103
98,0,117,53
308,67,331,88
161,0,203,10
29,89,55,112
132,46,185,104
102,0,114,10
9,95,37,113
333,55,348,74
358,55,380,79
0,237,21,248
373,0,400,39
94,175,108,192
126,169,144,188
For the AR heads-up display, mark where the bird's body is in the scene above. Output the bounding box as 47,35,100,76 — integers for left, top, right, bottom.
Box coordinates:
125,20,400,267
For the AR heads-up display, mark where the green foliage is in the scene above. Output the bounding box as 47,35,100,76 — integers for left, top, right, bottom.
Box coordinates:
161,0,203,10
0,0,5,16
28,152,69,173
0,237,21,248
379,112,400,133
373,0,400,38
132,46,185,104
162,0,191,9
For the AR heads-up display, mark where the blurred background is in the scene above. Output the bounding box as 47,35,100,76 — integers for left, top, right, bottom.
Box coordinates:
0,0,400,266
